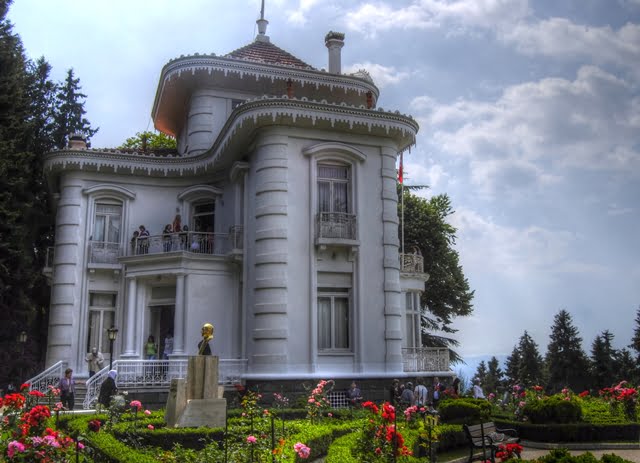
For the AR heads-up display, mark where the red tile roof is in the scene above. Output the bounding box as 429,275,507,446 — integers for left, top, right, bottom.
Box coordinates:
225,40,315,70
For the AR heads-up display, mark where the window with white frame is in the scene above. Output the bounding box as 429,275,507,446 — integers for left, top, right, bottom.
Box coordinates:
318,288,351,351
404,292,421,348
86,293,116,353
93,203,122,243
318,164,350,214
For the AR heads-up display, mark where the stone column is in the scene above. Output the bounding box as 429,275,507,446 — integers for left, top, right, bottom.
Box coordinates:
173,274,185,355
250,133,289,373
123,277,137,356
381,145,403,369
46,176,82,367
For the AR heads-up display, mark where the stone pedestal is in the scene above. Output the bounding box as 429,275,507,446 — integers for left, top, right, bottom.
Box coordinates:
165,356,227,428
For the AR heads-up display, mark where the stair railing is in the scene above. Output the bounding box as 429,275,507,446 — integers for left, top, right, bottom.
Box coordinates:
27,361,66,394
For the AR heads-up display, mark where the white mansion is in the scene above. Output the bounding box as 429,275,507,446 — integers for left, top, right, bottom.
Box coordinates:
39,17,448,390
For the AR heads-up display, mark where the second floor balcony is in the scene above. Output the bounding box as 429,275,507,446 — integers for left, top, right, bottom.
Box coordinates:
400,251,424,273
87,227,244,266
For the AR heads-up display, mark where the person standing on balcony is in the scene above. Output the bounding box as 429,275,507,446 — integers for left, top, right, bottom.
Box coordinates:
163,332,174,359
58,368,75,410
162,224,173,252
145,335,157,360
85,347,105,377
138,225,150,254
172,214,182,233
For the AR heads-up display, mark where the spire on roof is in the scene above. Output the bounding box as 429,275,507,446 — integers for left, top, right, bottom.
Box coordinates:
256,0,270,43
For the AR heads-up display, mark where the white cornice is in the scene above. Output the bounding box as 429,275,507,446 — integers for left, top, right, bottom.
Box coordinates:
302,142,367,163
45,98,418,180
152,55,380,119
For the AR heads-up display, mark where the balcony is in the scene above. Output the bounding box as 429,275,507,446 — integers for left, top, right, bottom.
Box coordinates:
88,241,121,265
316,212,358,246
400,251,424,273
127,230,243,257
402,347,450,372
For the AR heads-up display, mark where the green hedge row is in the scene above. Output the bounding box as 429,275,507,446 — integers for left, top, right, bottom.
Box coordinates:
496,420,640,443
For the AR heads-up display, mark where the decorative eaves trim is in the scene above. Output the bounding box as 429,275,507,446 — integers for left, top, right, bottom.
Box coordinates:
45,98,418,179
152,55,380,118
82,184,136,199
230,162,250,182
302,142,367,163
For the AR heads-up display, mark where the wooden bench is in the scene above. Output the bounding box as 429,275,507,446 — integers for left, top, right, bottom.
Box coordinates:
463,422,520,463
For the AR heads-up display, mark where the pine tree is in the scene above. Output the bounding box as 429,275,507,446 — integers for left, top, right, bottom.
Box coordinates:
515,331,545,387
52,68,98,149
474,360,488,386
505,345,521,385
0,0,41,386
590,330,617,390
615,348,638,384
545,309,589,393
630,306,640,361
484,356,505,395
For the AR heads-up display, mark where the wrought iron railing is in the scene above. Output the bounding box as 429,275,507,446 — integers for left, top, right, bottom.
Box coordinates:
316,212,357,240
402,347,450,372
88,241,121,264
27,361,65,394
83,358,248,409
400,252,424,273
128,232,240,257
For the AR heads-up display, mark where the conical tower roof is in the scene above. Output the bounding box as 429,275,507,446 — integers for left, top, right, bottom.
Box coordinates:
224,40,315,70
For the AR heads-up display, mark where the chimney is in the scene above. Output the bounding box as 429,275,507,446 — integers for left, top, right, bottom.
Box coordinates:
325,31,345,74
68,133,87,150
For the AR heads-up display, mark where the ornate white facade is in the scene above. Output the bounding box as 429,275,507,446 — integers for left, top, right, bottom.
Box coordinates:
42,21,435,382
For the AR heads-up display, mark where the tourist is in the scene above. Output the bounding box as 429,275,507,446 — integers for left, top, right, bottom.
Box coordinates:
451,377,461,398
85,347,105,377
162,224,173,252
58,368,75,410
163,332,174,359
414,377,428,407
130,230,139,254
432,376,443,408
347,381,362,407
472,380,486,399
99,370,118,407
138,225,150,254
400,381,414,407
390,378,402,405
145,335,157,360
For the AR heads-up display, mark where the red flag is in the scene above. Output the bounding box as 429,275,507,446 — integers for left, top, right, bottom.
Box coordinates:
398,152,403,184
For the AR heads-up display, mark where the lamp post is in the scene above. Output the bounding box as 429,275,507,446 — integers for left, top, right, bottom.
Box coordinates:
18,331,27,382
107,326,118,371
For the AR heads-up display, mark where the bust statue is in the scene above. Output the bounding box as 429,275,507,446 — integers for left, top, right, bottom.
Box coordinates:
198,323,214,355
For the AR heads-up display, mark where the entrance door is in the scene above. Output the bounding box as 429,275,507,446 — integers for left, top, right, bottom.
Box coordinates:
149,305,175,358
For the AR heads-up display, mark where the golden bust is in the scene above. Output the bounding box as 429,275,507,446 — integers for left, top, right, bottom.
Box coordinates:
198,323,214,355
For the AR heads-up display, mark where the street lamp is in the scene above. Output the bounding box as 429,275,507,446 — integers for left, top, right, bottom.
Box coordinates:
107,326,118,371
18,331,27,382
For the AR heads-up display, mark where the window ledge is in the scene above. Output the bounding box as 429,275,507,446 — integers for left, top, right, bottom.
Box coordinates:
318,351,354,356
315,237,360,247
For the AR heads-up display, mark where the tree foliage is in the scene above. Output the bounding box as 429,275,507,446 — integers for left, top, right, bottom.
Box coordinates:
545,310,589,393
484,356,505,394
119,130,176,151
590,330,618,390
630,306,640,360
399,187,474,362
52,68,98,149
505,331,545,388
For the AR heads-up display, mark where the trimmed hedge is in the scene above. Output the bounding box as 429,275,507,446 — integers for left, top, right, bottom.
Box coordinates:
496,420,640,443
523,395,583,424
438,398,492,424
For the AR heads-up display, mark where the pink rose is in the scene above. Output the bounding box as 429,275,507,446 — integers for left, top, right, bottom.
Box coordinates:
147,424,155,430
247,435,257,444
144,409,151,415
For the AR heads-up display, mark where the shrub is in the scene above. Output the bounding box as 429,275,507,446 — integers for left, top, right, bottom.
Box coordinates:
523,395,583,424
438,398,491,424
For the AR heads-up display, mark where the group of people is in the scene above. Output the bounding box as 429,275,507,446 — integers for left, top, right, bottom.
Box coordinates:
130,215,215,255
144,333,174,360
390,376,460,410
57,366,118,411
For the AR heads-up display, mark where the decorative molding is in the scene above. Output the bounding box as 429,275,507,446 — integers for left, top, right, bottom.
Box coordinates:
82,184,136,199
302,142,367,163
229,161,250,182
177,184,223,201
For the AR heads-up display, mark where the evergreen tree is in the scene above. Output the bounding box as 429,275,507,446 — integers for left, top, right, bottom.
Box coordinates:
484,356,505,395
505,344,521,385
630,306,640,361
52,68,98,149
399,188,475,362
473,360,488,386
545,309,589,393
0,0,41,386
590,330,617,390
615,348,637,384
511,331,545,387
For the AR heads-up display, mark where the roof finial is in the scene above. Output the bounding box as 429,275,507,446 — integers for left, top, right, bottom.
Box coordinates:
256,0,270,43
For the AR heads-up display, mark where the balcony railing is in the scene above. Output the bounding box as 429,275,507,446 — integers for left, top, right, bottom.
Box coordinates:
316,212,357,241
83,358,248,409
88,241,121,264
402,347,450,372
400,252,424,273
128,230,242,257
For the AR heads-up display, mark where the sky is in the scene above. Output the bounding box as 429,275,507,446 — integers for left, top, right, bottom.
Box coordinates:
8,0,640,373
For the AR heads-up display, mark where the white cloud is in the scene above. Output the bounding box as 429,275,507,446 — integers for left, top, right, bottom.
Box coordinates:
501,19,640,77
344,0,529,36
343,62,410,88
450,207,608,278
413,66,640,194
286,0,321,26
